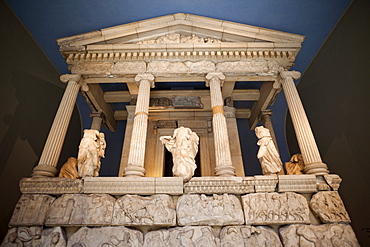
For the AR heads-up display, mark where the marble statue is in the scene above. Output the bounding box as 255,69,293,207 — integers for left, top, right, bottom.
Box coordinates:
59,157,79,179
77,129,106,178
255,126,282,175
284,153,305,175
160,127,199,181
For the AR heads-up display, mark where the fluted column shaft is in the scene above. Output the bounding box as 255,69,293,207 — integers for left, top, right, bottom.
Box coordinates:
206,72,235,177
32,74,81,177
124,73,154,177
280,71,329,175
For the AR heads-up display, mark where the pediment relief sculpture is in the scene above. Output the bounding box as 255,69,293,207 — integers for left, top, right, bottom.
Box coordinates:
138,33,222,44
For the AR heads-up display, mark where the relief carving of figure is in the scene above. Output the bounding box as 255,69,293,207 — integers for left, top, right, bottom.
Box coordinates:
77,129,106,178
255,126,282,175
160,127,199,181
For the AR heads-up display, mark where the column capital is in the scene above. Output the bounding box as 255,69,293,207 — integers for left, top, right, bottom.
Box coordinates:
259,109,273,122
60,74,81,83
135,73,155,88
205,72,225,87
279,71,301,81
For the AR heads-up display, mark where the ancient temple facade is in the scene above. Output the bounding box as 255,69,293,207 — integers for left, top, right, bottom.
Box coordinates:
2,13,359,246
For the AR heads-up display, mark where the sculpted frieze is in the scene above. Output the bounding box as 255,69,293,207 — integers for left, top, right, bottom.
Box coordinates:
220,226,282,247
46,194,115,226
146,60,215,76
144,226,219,247
9,194,55,226
279,224,360,247
138,33,222,44
112,194,176,226
216,60,280,75
242,192,310,225
70,62,112,75
1,227,44,247
310,191,351,223
67,226,143,247
177,194,244,226
111,61,147,74
19,177,83,194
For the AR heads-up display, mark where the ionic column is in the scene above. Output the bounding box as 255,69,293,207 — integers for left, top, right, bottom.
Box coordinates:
124,73,154,177
206,72,235,177
280,71,329,175
32,74,81,177
90,111,104,131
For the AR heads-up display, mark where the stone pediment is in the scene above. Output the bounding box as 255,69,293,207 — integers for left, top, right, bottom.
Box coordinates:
57,13,305,68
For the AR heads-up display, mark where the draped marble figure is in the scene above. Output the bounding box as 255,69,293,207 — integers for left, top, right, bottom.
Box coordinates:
77,129,106,178
160,127,199,181
255,126,282,175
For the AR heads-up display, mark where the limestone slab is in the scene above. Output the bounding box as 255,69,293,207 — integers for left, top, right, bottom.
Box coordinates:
1,227,43,247
242,192,310,225
324,174,342,191
144,226,219,247
111,61,146,74
83,177,156,195
46,194,115,226
278,174,317,193
220,226,282,247
19,177,83,194
9,194,55,226
254,175,277,192
70,62,112,75
155,177,184,195
310,191,351,223
279,224,360,247
67,226,143,247
177,194,244,226
184,176,254,194
112,194,176,226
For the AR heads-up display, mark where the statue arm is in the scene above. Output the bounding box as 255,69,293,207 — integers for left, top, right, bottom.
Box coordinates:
160,136,175,152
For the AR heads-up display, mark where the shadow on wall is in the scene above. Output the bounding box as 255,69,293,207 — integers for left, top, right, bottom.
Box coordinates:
0,68,81,241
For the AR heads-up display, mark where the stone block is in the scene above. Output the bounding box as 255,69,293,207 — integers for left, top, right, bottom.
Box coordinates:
310,191,351,223
177,194,244,226
83,177,156,195
220,226,282,246
9,194,55,226
280,224,360,247
112,194,176,226
1,227,43,246
45,194,115,226
19,177,83,194
155,177,183,195
144,226,219,247
111,61,146,74
254,175,277,192
242,192,310,225
324,174,342,191
184,176,254,194
278,174,317,193
68,226,143,247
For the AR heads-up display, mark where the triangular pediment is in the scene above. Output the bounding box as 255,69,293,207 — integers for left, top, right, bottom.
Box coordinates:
57,13,305,58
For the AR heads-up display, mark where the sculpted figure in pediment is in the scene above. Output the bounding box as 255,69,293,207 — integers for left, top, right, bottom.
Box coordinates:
160,127,199,181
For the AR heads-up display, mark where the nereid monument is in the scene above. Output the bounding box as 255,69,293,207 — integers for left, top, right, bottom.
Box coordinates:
1,13,360,246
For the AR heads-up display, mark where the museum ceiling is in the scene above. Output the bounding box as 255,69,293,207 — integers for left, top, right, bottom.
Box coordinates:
4,0,352,164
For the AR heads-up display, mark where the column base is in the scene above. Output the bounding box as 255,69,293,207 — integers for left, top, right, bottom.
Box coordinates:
31,164,58,177
215,165,236,177
304,162,330,175
124,166,146,177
